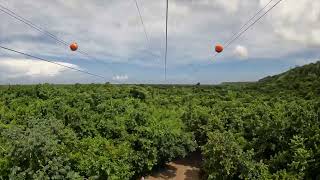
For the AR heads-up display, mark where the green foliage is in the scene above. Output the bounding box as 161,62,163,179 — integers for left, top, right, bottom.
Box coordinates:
202,131,271,180
129,87,147,101
0,61,319,179
0,118,81,179
71,137,134,179
0,84,196,179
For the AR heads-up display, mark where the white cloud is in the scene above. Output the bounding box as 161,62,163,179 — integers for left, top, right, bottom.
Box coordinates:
261,0,320,46
187,0,240,13
112,74,128,81
213,0,240,13
233,45,248,58
0,58,80,78
1,0,318,64
0,0,319,83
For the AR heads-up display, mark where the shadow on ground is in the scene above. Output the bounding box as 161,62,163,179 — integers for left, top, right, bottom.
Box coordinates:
147,151,202,180
149,164,177,179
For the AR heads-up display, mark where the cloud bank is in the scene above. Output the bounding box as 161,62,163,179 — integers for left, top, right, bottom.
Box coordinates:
0,58,79,78
261,0,320,47
112,74,129,81
0,0,319,83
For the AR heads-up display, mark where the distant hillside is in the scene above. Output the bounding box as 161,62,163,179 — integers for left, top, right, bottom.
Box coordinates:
256,61,320,97
259,61,320,83
220,82,255,85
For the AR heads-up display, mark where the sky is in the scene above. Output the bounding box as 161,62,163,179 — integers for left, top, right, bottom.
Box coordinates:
0,0,319,84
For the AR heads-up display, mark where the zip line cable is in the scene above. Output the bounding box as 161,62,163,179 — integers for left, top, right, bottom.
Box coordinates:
224,0,284,49
0,3,158,77
0,4,115,59
0,45,107,80
210,0,284,59
223,0,275,46
0,3,160,59
0,3,116,72
0,4,68,46
0,4,96,59
133,0,162,61
133,0,150,47
0,3,147,77
164,0,168,80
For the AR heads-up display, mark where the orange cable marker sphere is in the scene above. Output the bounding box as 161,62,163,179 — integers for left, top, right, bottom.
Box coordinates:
215,44,224,53
70,42,78,51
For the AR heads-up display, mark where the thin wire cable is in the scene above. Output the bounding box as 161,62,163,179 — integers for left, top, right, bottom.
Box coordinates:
133,0,163,61
133,0,150,46
0,4,105,59
210,0,283,62
134,0,160,60
0,3,160,60
0,4,139,77
223,0,274,46
0,45,106,80
0,5,115,72
0,4,95,59
0,4,68,46
225,0,284,49
164,0,168,80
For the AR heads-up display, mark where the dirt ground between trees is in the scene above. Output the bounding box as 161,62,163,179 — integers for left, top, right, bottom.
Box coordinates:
147,152,202,180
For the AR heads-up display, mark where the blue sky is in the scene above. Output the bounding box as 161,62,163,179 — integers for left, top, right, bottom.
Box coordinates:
0,0,319,84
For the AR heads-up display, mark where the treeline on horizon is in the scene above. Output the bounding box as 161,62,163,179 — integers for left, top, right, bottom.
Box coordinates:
0,61,319,179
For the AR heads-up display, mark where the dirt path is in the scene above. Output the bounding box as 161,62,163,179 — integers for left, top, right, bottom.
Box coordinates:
147,152,202,180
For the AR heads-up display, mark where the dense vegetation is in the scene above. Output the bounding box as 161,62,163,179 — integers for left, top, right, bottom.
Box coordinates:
0,61,319,179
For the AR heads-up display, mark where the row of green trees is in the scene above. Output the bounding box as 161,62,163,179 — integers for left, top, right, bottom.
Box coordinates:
0,84,196,179
0,62,319,179
185,93,320,179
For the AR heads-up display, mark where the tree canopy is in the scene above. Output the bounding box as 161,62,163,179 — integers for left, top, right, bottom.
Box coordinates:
0,62,319,179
